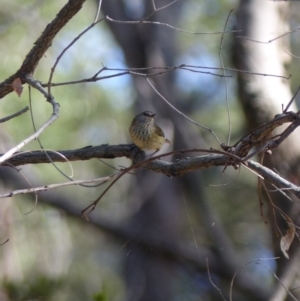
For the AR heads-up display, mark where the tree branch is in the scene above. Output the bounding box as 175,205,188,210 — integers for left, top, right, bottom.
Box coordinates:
0,0,87,99
0,76,60,163
2,142,300,201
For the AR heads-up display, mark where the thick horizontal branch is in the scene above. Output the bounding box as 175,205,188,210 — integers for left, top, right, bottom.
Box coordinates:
3,144,237,176
5,144,135,166
6,111,299,170
4,144,300,199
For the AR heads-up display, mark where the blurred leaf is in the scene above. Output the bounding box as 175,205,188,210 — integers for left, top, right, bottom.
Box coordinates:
12,78,23,97
280,216,295,259
92,291,107,301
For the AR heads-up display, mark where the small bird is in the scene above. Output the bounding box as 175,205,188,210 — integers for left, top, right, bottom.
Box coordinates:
129,111,171,152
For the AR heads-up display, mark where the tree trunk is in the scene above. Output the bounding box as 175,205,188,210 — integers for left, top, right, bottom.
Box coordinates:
233,1,300,299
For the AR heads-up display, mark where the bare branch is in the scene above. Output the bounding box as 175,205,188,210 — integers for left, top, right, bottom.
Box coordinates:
150,0,179,12
0,76,59,163
236,25,300,44
146,78,222,144
233,111,298,157
48,18,104,95
0,0,87,99
106,15,240,35
262,257,299,301
284,86,300,112
3,144,300,201
94,0,103,23
0,106,29,123
219,10,233,145
0,175,113,198
40,64,289,89
247,161,300,198
206,258,227,301
230,258,279,301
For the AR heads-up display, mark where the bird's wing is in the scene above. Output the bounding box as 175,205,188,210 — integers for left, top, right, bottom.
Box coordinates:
154,124,165,137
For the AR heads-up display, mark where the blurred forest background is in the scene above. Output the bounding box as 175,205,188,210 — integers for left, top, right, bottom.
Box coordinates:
1,0,300,300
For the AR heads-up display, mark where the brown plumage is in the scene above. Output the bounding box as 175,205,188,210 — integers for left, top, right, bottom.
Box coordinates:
129,111,171,151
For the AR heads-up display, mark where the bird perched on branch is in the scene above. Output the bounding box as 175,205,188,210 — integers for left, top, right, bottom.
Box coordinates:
129,111,171,152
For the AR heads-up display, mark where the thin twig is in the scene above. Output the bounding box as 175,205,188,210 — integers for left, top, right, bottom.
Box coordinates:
208,165,241,187
229,258,279,301
146,78,222,145
81,147,246,216
28,85,76,183
0,239,9,246
236,26,300,44
0,175,113,198
259,263,298,301
206,258,227,301
219,10,233,146
0,106,29,123
47,18,105,96
144,0,180,20
0,76,59,163
106,16,241,35
182,64,290,79
283,86,300,112
150,0,178,11
94,0,102,23
285,49,300,59
41,64,289,89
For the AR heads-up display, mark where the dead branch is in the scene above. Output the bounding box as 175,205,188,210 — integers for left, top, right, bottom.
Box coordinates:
232,111,298,157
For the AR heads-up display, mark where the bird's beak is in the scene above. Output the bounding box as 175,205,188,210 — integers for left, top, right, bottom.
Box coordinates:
150,113,156,118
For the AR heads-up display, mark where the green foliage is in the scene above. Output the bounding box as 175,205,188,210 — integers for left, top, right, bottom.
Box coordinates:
92,291,107,301
3,275,64,301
